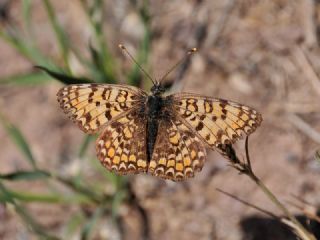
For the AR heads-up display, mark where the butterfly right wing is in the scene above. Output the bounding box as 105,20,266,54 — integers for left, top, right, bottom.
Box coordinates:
57,84,147,133
170,93,262,148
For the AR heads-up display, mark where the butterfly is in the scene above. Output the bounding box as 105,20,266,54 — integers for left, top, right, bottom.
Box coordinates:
57,45,262,181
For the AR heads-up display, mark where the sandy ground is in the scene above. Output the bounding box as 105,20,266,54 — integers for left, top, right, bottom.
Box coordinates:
1,0,320,239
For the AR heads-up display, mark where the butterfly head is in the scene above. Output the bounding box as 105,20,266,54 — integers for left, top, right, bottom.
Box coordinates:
151,81,165,96
118,44,197,97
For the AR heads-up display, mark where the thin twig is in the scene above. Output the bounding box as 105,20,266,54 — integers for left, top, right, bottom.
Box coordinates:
299,0,317,47
293,46,320,96
204,0,236,48
245,137,252,172
244,138,317,240
127,181,150,240
282,218,316,240
287,113,320,144
288,195,320,223
173,16,208,88
216,188,278,218
283,102,319,114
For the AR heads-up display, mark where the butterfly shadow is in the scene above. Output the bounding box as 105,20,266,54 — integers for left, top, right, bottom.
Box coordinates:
239,212,320,240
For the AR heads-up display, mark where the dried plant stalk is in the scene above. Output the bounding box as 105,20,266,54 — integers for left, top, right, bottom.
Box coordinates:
218,137,317,240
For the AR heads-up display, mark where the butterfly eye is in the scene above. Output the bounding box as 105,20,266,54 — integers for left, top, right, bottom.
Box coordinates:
150,85,156,93
151,83,165,95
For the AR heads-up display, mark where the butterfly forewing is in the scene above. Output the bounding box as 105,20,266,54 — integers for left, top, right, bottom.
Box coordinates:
170,93,262,148
57,84,146,133
148,118,206,181
96,108,148,174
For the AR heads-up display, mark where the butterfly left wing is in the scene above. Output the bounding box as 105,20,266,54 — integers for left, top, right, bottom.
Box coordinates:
57,84,146,133
169,93,262,148
96,108,148,174
148,118,206,181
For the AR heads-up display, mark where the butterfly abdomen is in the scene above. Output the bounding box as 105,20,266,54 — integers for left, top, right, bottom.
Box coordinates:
146,94,165,161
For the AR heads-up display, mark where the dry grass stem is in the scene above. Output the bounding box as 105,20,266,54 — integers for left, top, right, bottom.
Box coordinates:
219,137,317,240
288,195,320,224
299,0,317,47
216,188,277,219
204,0,236,48
293,46,320,96
284,102,319,114
287,113,320,144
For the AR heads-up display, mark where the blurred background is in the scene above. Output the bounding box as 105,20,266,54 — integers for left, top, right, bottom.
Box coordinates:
0,0,320,239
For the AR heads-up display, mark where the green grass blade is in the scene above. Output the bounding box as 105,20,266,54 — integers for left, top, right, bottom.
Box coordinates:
0,113,37,169
128,1,151,87
14,205,60,240
90,157,124,187
36,66,92,84
54,176,104,204
0,29,53,66
22,0,33,35
42,0,71,73
4,190,65,203
80,206,104,240
111,190,126,218
67,45,108,84
0,72,52,85
63,213,86,238
128,65,143,87
5,190,90,204
0,170,50,181
78,135,95,158
89,42,104,73
0,181,92,204
0,182,60,239
88,43,111,83
79,0,116,84
0,184,14,203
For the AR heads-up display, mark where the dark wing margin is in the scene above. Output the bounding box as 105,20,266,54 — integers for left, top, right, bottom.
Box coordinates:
57,83,147,133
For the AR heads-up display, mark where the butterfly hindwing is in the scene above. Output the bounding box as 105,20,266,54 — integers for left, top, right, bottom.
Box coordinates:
148,118,206,181
170,93,262,148
57,84,146,133
96,108,148,174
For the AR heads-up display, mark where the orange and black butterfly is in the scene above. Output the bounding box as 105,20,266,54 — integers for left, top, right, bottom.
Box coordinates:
57,45,262,181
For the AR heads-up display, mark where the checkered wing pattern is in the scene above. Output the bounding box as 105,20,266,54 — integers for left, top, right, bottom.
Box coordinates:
171,93,262,148
96,109,148,174
57,84,146,133
148,118,206,181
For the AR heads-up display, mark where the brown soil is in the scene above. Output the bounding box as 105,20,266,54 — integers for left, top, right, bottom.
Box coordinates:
1,1,320,240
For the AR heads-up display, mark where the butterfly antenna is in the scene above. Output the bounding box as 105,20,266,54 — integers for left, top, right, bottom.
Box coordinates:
118,44,156,85
159,47,197,83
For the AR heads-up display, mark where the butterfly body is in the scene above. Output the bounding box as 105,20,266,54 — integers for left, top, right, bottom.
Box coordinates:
145,83,172,160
